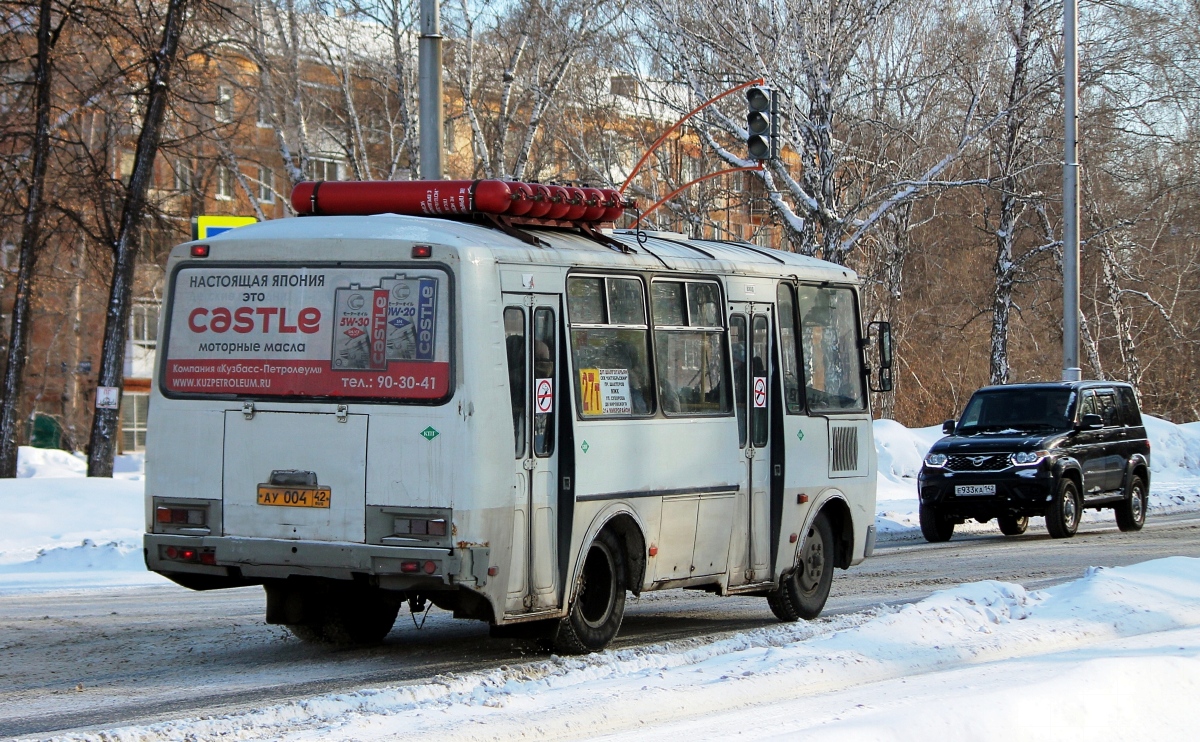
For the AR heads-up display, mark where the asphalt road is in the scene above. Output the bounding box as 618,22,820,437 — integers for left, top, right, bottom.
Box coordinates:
4,511,1199,739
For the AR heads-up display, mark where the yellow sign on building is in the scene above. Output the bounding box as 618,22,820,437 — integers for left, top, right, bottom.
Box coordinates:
192,215,258,240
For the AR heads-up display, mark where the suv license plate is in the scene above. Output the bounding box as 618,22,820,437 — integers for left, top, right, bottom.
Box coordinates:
257,485,332,509
955,484,996,496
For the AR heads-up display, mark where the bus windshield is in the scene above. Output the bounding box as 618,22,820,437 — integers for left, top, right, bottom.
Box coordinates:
162,264,452,401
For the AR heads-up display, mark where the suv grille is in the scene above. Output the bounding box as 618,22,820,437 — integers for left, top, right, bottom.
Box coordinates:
946,453,1009,472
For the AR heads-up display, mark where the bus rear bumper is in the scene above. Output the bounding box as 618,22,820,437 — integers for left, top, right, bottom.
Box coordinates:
145,534,491,590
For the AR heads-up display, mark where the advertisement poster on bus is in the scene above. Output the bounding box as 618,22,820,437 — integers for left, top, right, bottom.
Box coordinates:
163,266,450,399
579,368,631,416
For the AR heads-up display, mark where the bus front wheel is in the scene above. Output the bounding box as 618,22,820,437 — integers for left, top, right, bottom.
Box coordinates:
551,529,627,654
767,514,834,622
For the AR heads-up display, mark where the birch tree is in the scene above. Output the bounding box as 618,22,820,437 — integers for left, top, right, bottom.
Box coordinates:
86,0,191,475
637,0,1020,265
445,0,628,181
0,0,64,476
980,0,1059,386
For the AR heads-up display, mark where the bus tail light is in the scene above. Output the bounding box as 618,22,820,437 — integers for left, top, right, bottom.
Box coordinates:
156,506,207,526
161,545,216,565
400,561,419,573
393,517,447,537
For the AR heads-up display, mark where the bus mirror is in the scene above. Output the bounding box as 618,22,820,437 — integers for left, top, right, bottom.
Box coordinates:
868,321,893,393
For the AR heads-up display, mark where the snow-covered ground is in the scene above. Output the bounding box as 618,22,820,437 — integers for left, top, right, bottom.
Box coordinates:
3,415,1200,588
47,557,1200,741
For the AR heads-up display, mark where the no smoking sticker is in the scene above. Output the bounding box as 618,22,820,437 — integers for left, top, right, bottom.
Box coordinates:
753,377,767,408
535,378,554,414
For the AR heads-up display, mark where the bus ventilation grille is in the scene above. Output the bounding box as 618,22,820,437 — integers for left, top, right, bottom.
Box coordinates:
830,426,859,472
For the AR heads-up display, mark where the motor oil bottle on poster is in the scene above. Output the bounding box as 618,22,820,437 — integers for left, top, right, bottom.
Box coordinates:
332,275,438,371
332,284,390,370
379,275,438,362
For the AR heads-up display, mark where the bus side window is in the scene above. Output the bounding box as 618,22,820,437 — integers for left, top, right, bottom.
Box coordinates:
567,275,655,417
504,307,526,458
651,279,730,416
777,284,802,414
533,307,555,457
751,315,770,447
730,314,748,448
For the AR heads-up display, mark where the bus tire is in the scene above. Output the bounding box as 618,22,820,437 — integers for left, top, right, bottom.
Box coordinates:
285,621,326,644
767,514,834,622
285,586,399,646
552,529,627,654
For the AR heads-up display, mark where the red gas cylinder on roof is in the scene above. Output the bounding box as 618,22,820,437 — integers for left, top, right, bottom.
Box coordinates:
291,179,626,224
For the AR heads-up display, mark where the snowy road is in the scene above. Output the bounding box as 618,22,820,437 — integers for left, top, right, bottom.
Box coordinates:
4,512,1199,739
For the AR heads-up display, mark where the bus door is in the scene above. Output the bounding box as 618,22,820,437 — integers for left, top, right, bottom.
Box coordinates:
728,303,773,585
502,295,561,615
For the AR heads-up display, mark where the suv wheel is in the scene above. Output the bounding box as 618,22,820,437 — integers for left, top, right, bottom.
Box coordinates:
919,504,954,542
1046,478,1082,539
1115,475,1147,532
997,515,1028,536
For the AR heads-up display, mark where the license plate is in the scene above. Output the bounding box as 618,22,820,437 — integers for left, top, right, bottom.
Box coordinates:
257,485,332,508
955,484,996,496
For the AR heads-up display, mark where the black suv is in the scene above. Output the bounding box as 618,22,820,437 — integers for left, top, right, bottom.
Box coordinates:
918,381,1150,542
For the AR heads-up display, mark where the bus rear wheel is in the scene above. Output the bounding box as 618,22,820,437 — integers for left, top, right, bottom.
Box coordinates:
284,585,400,646
551,529,627,654
768,514,834,621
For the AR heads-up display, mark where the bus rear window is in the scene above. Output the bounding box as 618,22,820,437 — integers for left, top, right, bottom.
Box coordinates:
162,265,452,401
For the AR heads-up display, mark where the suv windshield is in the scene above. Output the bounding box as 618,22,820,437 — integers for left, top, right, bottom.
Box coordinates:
957,388,1075,434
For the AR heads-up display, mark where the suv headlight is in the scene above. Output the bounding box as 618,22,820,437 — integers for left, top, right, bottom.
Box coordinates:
925,453,948,467
1011,450,1049,466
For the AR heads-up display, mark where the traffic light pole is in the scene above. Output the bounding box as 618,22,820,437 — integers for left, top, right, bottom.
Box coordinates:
633,164,764,228
619,78,765,195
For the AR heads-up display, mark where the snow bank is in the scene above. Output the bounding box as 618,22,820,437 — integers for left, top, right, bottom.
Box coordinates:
0,475,144,566
50,557,1200,741
16,446,144,479
0,539,144,572
1146,417,1200,481
0,449,147,582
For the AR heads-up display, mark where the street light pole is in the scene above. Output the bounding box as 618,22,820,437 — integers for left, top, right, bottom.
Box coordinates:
1063,0,1081,381
418,0,443,180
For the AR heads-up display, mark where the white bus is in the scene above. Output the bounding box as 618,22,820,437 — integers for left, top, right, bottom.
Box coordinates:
145,202,892,652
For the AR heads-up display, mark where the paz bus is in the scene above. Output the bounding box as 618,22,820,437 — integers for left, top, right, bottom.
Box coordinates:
145,180,892,653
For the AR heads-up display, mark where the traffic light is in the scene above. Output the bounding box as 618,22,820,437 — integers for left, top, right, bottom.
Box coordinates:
746,86,778,161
